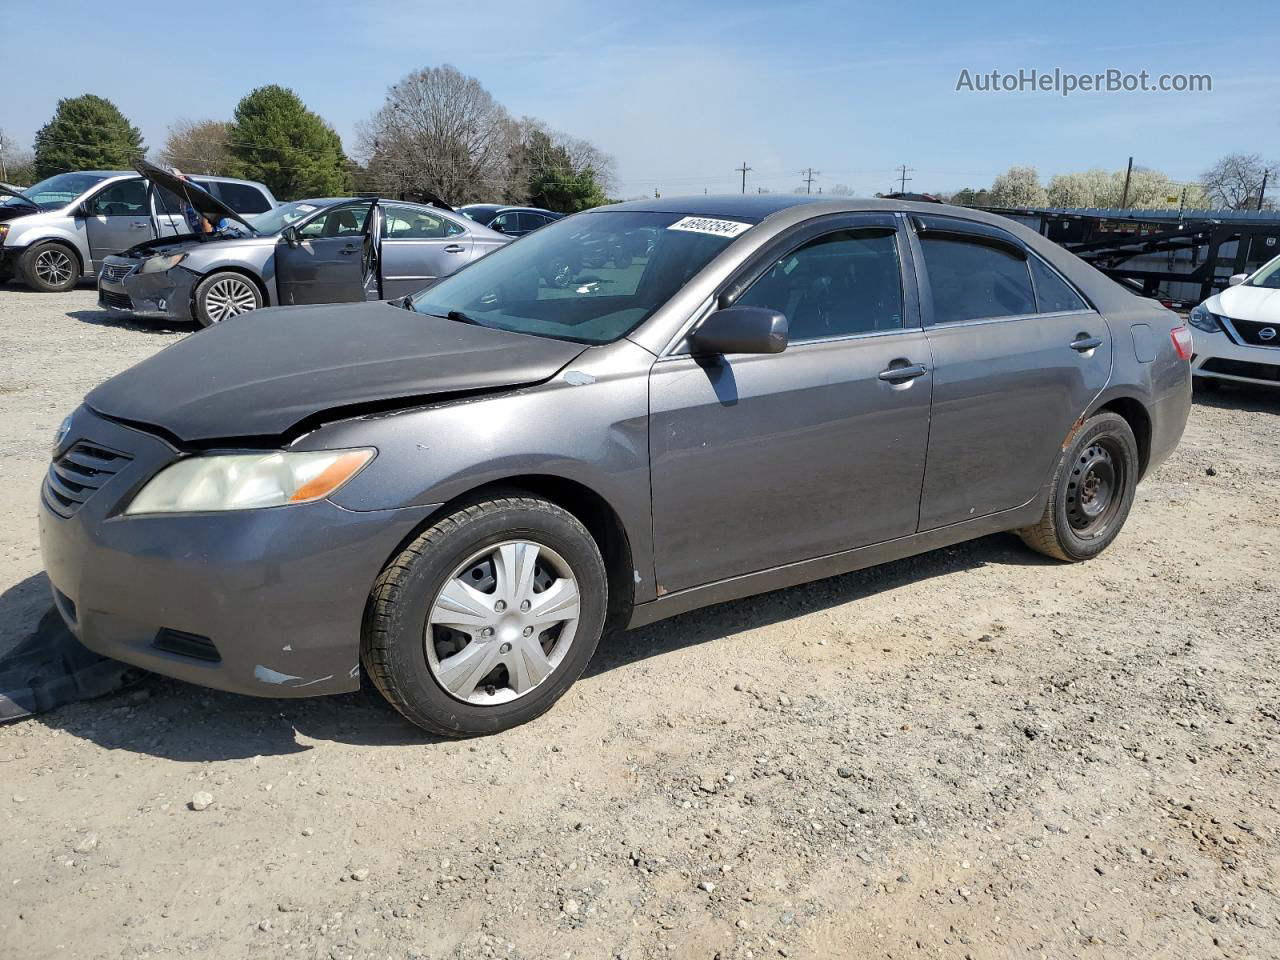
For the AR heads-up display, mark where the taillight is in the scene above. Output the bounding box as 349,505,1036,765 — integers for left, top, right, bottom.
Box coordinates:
1170,325,1194,361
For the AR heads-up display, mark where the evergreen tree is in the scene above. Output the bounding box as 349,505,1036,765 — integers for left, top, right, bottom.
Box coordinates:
33,95,144,178
226,86,349,200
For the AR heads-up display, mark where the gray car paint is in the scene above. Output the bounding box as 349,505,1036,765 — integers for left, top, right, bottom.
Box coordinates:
40,195,1191,699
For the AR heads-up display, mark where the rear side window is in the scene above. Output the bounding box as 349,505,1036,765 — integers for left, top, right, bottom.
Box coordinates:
736,229,905,341
216,182,272,214
1029,255,1088,313
382,204,464,239
920,236,1036,324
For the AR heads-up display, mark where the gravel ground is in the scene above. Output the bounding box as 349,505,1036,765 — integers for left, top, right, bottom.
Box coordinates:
1,286,1278,960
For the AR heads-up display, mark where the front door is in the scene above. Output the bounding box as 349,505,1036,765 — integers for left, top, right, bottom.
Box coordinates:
275,201,374,305
378,203,472,299
910,215,1113,530
82,178,153,267
649,218,933,593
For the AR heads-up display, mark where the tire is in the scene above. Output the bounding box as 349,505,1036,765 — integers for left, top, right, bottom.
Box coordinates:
20,242,80,292
1018,411,1139,562
193,271,263,327
362,495,608,736
542,256,575,289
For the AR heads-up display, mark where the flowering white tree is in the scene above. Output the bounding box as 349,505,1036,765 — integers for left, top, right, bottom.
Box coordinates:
988,166,1048,208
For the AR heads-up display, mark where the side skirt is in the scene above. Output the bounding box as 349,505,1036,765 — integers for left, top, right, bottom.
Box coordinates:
626,492,1048,630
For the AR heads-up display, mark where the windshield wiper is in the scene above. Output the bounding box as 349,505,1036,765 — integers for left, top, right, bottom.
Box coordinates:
446,310,479,325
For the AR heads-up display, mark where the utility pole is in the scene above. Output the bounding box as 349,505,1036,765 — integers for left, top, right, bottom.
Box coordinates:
895,164,913,193
735,160,752,194
800,167,820,194
1258,169,1271,211
1119,156,1134,208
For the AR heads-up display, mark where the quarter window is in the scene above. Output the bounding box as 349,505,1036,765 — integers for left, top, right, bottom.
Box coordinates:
1029,255,1087,313
919,235,1036,324
734,230,905,341
382,205,464,239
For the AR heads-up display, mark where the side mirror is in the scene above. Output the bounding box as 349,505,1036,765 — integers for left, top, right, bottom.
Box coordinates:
1228,273,1247,287
282,225,300,248
78,200,97,217
689,306,788,356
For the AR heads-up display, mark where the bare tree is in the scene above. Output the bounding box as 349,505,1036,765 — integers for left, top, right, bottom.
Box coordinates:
0,127,36,185
1200,153,1276,210
155,120,233,175
358,65,517,204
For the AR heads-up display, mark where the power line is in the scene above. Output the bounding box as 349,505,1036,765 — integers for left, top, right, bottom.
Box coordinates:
800,167,820,194
895,164,913,193
735,160,752,194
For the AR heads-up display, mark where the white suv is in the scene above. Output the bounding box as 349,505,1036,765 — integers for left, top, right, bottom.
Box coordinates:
1188,254,1280,389
0,171,276,292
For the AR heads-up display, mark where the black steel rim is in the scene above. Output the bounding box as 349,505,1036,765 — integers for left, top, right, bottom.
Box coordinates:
1065,438,1125,538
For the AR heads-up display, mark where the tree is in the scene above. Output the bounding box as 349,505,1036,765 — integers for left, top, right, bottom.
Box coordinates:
519,127,609,212
1200,153,1276,210
1047,169,1112,207
358,65,516,204
0,128,36,185
32,95,144,179
827,183,854,196
156,119,232,175
948,187,991,207
988,166,1048,208
225,86,349,200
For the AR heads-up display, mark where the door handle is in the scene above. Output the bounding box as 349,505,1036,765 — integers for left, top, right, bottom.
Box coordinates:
1070,335,1103,352
878,362,928,382
129,222,149,229
443,244,465,254
339,246,358,255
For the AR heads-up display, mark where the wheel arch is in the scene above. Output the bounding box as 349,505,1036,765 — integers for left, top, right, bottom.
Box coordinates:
25,236,85,277
383,474,637,628
1090,394,1152,478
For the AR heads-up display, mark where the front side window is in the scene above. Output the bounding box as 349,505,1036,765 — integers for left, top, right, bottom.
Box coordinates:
296,203,372,239
920,235,1036,324
1029,255,1088,313
382,204,464,239
88,179,148,216
735,229,905,341
410,210,753,344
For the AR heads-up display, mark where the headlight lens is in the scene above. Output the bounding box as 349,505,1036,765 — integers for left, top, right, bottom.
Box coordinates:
1188,303,1221,332
124,448,375,515
0,223,9,244
138,253,186,274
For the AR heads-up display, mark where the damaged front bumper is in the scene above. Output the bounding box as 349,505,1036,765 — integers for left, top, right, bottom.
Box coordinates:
98,258,199,321
38,406,440,698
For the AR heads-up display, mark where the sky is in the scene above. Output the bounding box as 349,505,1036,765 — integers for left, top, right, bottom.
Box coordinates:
3,0,1276,199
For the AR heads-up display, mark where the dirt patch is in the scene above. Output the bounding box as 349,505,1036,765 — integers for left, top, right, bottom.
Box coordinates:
1,287,1278,959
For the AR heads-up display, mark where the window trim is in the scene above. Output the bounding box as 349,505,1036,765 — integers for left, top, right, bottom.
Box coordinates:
662,212,918,357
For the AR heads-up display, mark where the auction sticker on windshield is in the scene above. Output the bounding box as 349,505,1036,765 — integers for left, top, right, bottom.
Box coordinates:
667,216,753,238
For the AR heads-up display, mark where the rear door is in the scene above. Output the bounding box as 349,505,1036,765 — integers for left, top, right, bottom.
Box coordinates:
910,215,1112,529
276,201,374,305
378,203,472,299
82,178,153,265
649,215,933,592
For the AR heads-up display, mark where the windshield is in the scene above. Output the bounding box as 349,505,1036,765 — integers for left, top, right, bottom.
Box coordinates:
0,172,110,210
1246,255,1280,289
247,200,330,235
409,210,755,344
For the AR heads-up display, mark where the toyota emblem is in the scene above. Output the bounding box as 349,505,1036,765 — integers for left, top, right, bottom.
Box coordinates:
1261,327,1278,342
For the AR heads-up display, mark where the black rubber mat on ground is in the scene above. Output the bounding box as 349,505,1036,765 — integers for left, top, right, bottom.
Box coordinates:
0,608,145,721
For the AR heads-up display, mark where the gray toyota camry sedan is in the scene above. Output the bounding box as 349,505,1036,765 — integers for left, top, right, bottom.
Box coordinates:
40,195,1192,736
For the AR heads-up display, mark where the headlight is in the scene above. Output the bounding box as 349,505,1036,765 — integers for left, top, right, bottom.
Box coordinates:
1188,303,1221,332
0,223,9,244
138,253,186,274
124,448,374,515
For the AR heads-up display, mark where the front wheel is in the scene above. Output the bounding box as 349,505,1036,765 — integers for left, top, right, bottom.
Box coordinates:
20,242,80,292
362,495,607,736
1018,411,1139,562
193,271,262,327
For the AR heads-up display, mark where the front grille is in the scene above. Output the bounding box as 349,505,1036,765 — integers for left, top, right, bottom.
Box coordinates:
101,262,135,282
42,441,133,519
100,289,133,311
1200,357,1280,382
1225,316,1280,348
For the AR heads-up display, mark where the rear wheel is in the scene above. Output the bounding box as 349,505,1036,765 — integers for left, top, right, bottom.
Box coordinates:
193,271,262,327
20,242,80,292
362,496,607,736
1018,411,1139,562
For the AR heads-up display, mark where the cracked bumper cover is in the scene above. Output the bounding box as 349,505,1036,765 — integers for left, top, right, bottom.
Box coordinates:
38,409,440,698
99,265,199,321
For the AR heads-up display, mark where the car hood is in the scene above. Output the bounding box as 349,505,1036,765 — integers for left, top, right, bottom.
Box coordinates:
134,159,256,235
1210,283,1280,323
85,301,587,442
